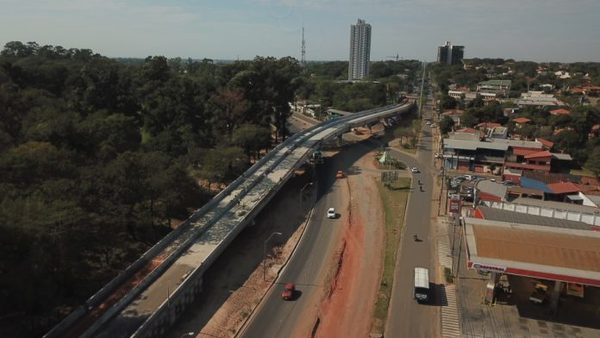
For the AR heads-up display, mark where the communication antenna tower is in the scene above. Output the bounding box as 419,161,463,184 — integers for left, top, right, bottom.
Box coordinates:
301,26,306,66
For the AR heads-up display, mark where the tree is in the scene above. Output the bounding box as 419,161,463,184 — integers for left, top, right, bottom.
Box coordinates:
210,88,248,141
439,116,455,134
394,127,411,145
232,124,271,160
585,147,600,177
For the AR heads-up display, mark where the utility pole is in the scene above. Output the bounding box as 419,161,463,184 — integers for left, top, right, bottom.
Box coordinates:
418,61,427,117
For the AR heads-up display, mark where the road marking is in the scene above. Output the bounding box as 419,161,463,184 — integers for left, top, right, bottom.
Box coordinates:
441,285,461,338
437,239,453,270
437,222,461,338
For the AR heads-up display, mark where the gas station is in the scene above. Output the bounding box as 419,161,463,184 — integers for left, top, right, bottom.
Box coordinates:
462,216,600,313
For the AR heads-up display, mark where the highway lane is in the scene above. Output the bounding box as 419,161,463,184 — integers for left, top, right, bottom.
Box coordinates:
239,157,346,338
386,109,440,337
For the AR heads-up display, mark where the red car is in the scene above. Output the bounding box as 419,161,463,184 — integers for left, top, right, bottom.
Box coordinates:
281,283,295,300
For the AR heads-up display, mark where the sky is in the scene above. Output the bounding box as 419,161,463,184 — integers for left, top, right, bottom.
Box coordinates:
1,0,599,62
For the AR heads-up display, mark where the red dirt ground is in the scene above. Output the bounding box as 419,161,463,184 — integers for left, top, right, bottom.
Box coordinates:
314,149,386,338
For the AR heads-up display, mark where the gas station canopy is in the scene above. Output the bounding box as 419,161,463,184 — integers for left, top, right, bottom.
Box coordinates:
463,217,600,287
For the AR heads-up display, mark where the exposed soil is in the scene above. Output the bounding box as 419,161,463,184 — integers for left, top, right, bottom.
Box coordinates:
315,148,386,338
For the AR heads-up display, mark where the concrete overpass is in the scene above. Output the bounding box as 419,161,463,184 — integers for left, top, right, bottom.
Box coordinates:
45,103,415,338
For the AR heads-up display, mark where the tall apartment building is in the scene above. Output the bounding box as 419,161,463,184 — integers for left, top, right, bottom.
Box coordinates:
348,19,371,80
437,41,464,65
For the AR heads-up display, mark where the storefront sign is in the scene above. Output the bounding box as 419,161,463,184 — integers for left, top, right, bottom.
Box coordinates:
473,263,506,273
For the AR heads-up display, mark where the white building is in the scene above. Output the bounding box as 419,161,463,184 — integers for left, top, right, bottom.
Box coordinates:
348,19,371,80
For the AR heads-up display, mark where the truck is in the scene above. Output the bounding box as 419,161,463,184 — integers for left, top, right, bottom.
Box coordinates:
414,267,430,303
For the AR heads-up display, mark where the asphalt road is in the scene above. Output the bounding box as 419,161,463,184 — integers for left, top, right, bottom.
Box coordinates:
239,155,346,338
386,108,440,337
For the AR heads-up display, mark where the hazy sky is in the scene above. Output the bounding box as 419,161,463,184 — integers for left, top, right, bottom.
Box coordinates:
1,0,599,62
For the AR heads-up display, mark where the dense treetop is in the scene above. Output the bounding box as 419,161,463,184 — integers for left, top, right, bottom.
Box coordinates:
0,41,418,337
0,41,303,337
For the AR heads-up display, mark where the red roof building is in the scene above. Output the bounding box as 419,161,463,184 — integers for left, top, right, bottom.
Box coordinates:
455,128,479,134
513,117,531,124
512,147,539,157
547,181,580,194
536,138,554,150
524,150,552,159
549,108,571,116
476,122,502,129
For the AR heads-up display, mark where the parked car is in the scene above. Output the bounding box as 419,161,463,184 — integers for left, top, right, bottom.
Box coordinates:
411,167,420,173
282,283,296,300
327,208,336,219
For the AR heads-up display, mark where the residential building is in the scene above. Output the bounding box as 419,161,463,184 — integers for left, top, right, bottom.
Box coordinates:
441,109,464,126
437,41,464,65
570,85,600,95
514,91,564,107
442,137,572,176
348,19,371,80
477,79,512,97
549,108,571,116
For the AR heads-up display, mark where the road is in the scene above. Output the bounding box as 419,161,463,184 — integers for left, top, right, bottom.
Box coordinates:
239,154,347,338
386,102,440,335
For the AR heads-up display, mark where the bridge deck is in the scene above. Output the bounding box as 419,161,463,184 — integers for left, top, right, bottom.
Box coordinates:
53,104,412,338
94,138,326,336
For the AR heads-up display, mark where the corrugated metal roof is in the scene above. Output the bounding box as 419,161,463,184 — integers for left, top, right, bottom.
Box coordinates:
525,150,552,159
443,138,508,151
470,222,600,272
490,138,543,149
547,182,580,194
552,153,572,160
477,180,508,199
477,206,590,230
512,148,539,156
512,197,600,214
520,177,553,193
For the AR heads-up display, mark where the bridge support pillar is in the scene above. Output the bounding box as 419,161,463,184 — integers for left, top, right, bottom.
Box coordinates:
336,135,343,147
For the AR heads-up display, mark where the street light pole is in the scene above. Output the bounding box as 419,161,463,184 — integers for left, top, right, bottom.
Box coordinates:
263,232,283,281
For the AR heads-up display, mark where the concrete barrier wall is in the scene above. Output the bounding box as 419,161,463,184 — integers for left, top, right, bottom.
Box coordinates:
487,201,600,227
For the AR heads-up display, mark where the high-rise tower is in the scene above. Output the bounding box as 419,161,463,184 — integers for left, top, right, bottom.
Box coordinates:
348,18,371,80
437,41,464,65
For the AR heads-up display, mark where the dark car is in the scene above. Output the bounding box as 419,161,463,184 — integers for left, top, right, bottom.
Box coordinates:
282,283,295,300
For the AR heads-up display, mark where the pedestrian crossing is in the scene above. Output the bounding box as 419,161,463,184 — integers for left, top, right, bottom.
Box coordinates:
437,239,453,270
437,222,461,338
441,285,461,337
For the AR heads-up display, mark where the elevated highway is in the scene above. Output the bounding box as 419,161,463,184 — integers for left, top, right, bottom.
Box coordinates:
45,103,414,338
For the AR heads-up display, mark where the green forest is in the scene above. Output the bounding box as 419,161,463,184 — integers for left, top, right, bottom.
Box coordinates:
0,41,307,337
0,42,414,337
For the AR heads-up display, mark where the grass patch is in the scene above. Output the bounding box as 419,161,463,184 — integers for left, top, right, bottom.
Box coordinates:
570,168,594,176
371,177,410,334
400,144,417,154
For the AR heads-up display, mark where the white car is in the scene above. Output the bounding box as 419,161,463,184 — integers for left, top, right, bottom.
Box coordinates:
327,208,336,219
411,167,420,173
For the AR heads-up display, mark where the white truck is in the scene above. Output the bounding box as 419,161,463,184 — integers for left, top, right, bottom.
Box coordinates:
414,267,430,303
